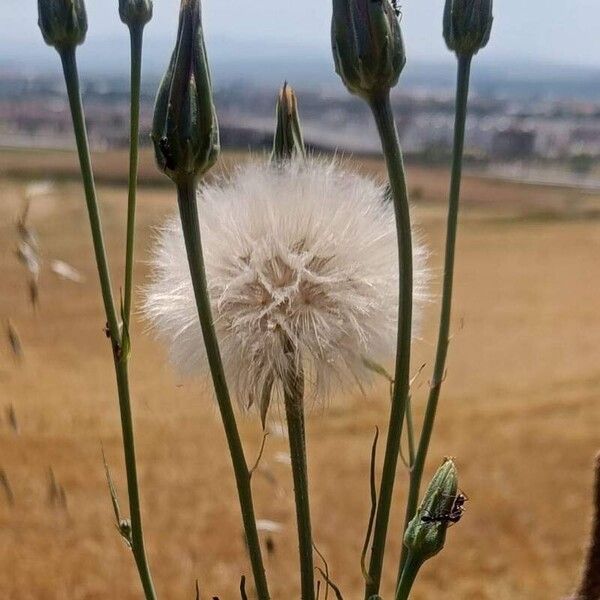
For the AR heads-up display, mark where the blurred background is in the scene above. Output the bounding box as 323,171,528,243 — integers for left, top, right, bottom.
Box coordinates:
5,0,600,180
1,2,600,599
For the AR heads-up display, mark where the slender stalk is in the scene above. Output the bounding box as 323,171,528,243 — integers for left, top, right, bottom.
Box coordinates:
397,55,472,578
123,23,144,324
283,348,315,600
394,553,423,600
365,91,414,599
116,357,157,600
176,178,270,600
406,397,415,467
60,47,120,343
59,46,157,600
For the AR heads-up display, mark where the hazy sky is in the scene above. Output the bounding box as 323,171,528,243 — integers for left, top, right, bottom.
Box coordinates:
4,1,600,68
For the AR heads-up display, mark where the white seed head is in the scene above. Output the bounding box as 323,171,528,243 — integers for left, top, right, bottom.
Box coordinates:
143,157,428,412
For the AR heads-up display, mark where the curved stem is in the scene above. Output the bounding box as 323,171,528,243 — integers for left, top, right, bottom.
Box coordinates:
394,553,423,600
59,46,157,600
123,24,144,325
283,348,315,600
176,178,270,600
397,54,472,579
365,91,414,599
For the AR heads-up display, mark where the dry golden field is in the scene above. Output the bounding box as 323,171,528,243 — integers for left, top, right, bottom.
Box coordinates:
1,149,600,599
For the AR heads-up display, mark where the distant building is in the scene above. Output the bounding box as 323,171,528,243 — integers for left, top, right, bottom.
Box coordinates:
491,126,536,159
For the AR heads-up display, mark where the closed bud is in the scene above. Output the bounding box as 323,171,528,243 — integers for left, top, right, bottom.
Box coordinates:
119,0,153,27
271,83,306,163
331,0,406,100
38,0,88,51
404,458,460,562
152,0,219,183
444,0,493,56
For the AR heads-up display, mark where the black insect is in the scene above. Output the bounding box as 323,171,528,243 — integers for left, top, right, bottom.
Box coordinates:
391,0,402,18
421,491,468,525
159,136,177,171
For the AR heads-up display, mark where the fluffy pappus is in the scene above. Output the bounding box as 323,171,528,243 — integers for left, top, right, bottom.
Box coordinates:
142,157,429,414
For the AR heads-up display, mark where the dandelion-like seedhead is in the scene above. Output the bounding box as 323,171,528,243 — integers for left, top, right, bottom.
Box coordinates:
143,157,428,413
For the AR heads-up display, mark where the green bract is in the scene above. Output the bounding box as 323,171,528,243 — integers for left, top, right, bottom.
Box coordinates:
271,83,306,163
38,0,88,50
331,0,406,100
152,0,219,183
444,0,493,56
404,458,460,562
119,0,153,27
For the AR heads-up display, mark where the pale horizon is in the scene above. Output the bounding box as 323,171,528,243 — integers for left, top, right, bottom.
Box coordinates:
5,1,600,72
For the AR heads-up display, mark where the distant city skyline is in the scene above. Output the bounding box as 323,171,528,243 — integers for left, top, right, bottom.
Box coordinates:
4,1,600,72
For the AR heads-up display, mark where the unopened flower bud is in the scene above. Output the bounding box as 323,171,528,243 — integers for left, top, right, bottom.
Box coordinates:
404,458,460,562
444,0,493,56
152,0,219,183
271,83,306,163
119,0,153,27
38,0,88,51
331,0,406,100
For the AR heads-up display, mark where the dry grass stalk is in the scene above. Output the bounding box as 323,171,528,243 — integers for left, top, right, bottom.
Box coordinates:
46,467,68,513
6,320,24,362
0,469,15,507
15,195,41,309
5,404,19,434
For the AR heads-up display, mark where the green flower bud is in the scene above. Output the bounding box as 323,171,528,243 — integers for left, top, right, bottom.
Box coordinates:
271,83,306,163
444,0,493,56
119,0,153,27
404,458,461,562
38,0,88,51
331,0,406,100
152,0,219,183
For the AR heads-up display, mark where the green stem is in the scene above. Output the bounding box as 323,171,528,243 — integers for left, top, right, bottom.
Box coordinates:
394,553,423,600
123,24,144,325
59,46,157,600
176,178,270,600
364,92,414,599
116,357,158,600
283,349,315,600
406,397,415,467
60,47,120,343
397,54,472,579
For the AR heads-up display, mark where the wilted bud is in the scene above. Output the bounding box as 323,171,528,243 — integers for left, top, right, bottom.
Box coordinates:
271,83,306,163
38,0,88,50
118,518,133,546
444,0,493,56
152,0,219,183
331,0,406,100
119,0,153,27
404,458,461,562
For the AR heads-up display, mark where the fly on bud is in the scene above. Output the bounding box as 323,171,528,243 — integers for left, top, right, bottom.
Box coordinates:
152,0,219,183
403,458,461,562
271,83,306,163
119,0,153,27
331,0,406,100
443,0,493,56
38,0,88,50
